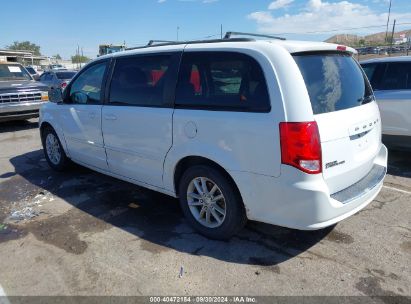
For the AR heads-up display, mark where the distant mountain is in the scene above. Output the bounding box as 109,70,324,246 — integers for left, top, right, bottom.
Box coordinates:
325,29,411,45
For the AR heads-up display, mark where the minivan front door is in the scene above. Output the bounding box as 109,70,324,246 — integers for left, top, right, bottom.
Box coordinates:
102,53,180,188
58,61,109,170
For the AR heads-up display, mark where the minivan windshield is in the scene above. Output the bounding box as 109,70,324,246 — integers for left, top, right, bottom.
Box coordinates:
293,53,373,115
0,64,32,81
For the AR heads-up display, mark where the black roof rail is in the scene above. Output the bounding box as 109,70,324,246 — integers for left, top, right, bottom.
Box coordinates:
125,37,254,51
147,40,178,46
224,31,286,41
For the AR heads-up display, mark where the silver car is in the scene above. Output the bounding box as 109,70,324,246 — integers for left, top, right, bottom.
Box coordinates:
39,70,77,91
361,56,411,150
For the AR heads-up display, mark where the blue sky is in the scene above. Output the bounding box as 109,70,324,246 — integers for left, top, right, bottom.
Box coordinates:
1,0,410,59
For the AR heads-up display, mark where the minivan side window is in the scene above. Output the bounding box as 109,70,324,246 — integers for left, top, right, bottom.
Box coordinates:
175,52,270,112
378,62,411,90
69,61,107,104
109,55,172,107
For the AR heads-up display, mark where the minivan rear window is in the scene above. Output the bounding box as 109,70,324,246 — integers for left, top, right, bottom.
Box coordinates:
56,71,76,80
293,53,373,115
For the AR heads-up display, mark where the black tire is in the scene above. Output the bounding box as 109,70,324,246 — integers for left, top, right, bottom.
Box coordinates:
178,165,247,240
41,126,70,171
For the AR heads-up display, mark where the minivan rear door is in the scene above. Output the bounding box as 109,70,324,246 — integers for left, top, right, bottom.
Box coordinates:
101,52,181,189
293,52,382,194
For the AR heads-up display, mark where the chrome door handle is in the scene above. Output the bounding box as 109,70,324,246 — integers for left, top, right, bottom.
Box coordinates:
104,114,117,121
88,112,96,119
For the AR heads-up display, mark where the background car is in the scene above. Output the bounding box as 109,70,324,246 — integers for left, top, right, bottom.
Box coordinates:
25,66,40,80
39,70,77,91
361,56,411,150
0,62,49,122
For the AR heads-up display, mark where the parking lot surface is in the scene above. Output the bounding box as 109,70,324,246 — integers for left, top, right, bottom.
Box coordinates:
0,119,410,297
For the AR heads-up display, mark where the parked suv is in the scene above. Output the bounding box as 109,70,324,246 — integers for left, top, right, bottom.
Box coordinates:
0,62,49,122
39,36,387,239
361,57,411,150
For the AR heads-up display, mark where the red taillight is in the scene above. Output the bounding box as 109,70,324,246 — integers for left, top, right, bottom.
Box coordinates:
61,82,67,89
337,45,347,51
279,121,322,174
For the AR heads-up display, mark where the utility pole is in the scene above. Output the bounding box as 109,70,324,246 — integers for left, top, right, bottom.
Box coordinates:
77,45,80,69
177,26,180,41
220,24,223,39
81,47,84,68
385,0,392,43
390,19,396,56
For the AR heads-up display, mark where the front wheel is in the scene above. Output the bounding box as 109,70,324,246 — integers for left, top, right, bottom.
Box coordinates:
41,127,69,171
178,165,247,240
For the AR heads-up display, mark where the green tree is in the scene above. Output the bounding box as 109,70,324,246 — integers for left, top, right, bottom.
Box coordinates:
6,41,41,55
71,54,90,64
54,54,62,60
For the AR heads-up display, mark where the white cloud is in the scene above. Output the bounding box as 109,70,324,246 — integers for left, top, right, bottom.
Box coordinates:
248,0,411,35
268,0,294,10
158,0,166,3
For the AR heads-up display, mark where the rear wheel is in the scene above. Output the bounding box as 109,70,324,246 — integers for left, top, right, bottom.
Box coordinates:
178,165,247,240
41,127,69,171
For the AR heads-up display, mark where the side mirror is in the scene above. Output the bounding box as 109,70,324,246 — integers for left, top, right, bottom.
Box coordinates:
49,88,63,103
71,91,88,104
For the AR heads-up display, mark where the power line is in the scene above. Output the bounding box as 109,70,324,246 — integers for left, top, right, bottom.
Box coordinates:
272,22,411,36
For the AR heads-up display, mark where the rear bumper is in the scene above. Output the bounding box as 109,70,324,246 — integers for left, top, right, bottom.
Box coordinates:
0,102,44,122
230,144,388,230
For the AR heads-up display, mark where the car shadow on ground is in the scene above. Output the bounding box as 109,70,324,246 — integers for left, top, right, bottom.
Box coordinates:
3,149,338,267
387,149,411,178
0,119,38,133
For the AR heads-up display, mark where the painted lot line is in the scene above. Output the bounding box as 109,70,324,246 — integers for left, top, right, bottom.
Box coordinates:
0,284,10,304
383,185,411,195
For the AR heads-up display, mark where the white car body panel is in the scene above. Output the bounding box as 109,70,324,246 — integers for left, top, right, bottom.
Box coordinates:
315,101,382,194
102,106,173,188
374,90,411,136
56,104,108,170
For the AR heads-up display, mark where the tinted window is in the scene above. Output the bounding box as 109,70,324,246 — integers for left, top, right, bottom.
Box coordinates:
109,55,172,106
294,53,373,115
0,64,32,80
175,52,270,112
379,62,411,90
69,62,107,104
25,67,36,75
56,71,76,80
361,63,377,82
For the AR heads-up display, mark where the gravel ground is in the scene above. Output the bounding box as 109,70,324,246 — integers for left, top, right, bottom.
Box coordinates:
0,119,410,299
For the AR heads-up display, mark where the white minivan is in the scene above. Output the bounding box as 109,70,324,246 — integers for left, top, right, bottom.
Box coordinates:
39,34,387,239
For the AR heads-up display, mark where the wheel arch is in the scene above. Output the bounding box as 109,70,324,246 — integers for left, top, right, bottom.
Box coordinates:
39,118,70,157
173,156,243,204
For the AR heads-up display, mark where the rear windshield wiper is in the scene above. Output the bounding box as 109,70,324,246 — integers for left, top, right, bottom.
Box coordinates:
358,95,374,105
